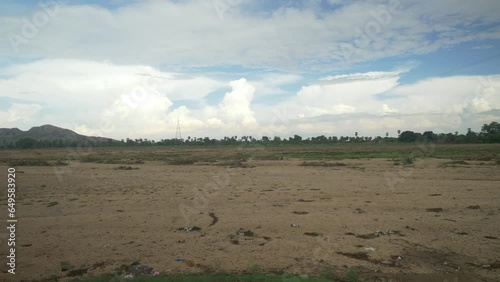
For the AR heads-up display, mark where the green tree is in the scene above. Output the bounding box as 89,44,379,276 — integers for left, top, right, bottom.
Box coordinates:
293,135,302,143
465,129,478,143
422,131,437,142
16,138,37,149
481,121,500,142
399,131,418,142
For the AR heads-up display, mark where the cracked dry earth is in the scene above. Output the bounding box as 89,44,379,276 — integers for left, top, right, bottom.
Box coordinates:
0,157,499,281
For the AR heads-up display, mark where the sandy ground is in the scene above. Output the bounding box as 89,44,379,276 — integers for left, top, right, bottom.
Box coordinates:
0,156,499,281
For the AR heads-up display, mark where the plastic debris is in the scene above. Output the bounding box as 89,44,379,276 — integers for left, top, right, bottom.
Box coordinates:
175,258,185,262
364,247,376,252
177,226,201,232
291,224,300,227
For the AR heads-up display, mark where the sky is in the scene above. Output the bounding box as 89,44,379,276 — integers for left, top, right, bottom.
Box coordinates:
0,0,499,140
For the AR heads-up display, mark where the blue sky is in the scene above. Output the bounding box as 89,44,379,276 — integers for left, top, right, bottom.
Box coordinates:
0,0,499,139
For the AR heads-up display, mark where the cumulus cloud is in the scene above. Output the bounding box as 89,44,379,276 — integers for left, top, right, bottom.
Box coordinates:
0,59,225,137
382,104,399,114
1,56,498,139
0,58,270,139
0,103,41,128
255,72,500,136
219,78,257,125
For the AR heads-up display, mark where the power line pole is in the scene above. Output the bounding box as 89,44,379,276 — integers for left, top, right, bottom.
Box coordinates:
175,117,182,142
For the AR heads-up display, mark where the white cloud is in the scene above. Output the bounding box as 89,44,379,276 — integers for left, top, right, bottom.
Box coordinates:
0,59,226,136
248,74,302,96
389,75,500,116
382,104,399,113
287,71,401,117
1,0,499,71
0,103,41,127
219,78,257,125
256,72,500,136
0,58,272,139
0,57,499,139
470,44,494,50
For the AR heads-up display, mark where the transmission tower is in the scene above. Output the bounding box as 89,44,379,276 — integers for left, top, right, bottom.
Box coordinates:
175,117,182,141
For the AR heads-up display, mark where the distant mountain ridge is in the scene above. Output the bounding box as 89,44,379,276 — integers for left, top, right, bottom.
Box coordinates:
0,124,115,144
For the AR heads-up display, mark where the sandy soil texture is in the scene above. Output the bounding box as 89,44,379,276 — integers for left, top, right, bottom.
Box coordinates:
0,152,499,281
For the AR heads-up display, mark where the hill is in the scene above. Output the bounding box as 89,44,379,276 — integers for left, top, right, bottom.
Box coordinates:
0,124,115,147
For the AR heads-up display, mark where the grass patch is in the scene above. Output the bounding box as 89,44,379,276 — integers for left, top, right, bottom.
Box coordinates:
248,264,262,273
292,211,309,215
356,233,378,240
213,160,252,168
72,273,334,282
440,160,469,167
393,154,417,166
80,155,124,164
319,266,338,280
168,158,196,165
304,232,322,237
463,153,497,161
115,166,139,170
301,161,347,167
345,268,364,282
426,207,444,213
252,155,284,160
6,159,68,166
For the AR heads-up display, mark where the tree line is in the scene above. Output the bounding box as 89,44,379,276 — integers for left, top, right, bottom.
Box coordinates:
3,121,499,149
